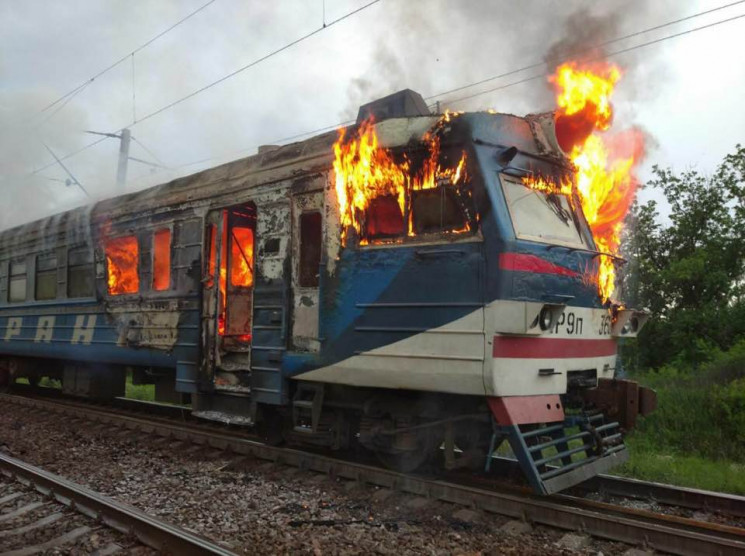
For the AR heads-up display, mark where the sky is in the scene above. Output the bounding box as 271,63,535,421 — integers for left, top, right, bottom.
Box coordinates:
1,0,744,230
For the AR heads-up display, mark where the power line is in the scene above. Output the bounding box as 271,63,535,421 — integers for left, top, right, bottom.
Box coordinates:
43,2,745,189
424,0,745,103
438,10,745,108
27,1,380,183
30,136,108,176
139,4,745,183
132,136,167,168
33,0,218,120
130,0,382,126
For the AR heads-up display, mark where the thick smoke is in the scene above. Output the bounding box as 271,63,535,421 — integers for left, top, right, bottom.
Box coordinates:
0,90,96,231
342,0,683,118
0,0,701,233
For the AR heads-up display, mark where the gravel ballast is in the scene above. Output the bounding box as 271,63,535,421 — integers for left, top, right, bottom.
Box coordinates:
0,400,633,555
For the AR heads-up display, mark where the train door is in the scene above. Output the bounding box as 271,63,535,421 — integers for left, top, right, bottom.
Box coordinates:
202,203,256,391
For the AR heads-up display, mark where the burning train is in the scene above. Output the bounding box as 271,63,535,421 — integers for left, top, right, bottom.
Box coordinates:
0,64,655,494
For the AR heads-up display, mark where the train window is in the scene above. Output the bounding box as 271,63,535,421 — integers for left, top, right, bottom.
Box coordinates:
411,188,468,234
299,212,322,287
365,196,405,239
152,228,171,291
35,254,57,300
9,260,26,302
105,235,139,295
501,176,589,249
262,237,280,257
229,227,254,287
68,247,94,298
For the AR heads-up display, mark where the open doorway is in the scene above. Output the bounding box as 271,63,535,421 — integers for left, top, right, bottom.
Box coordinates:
203,202,256,390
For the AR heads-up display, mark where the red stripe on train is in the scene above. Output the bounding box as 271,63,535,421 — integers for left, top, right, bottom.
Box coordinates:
499,253,578,277
493,336,617,359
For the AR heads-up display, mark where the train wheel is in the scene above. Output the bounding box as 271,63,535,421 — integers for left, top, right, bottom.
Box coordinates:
374,427,440,473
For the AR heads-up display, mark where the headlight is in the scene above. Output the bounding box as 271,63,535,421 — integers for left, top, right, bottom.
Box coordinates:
611,309,649,337
539,306,553,331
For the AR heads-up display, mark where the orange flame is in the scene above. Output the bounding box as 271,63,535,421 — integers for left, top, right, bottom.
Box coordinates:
105,235,139,295
525,61,644,303
332,115,469,245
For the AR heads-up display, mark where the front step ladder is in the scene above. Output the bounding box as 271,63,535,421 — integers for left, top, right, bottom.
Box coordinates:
292,383,324,434
488,413,628,495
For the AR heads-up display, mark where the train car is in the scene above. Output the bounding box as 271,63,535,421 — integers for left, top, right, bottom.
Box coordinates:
0,90,654,495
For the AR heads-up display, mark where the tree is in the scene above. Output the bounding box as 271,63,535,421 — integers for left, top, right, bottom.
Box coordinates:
621,145,745,369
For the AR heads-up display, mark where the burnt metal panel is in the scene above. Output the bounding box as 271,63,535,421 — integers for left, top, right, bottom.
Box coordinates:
250,276,289,405
173,219,202,294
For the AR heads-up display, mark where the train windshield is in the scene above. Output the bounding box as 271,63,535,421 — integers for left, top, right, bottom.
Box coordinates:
500,175,590,249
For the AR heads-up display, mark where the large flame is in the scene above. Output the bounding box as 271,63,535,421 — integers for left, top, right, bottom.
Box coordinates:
525,61,644,303
105,235,139,295
333,115,469,245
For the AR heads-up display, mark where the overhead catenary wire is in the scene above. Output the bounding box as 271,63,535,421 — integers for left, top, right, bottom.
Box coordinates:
126,3,745,187
437,9,745,108
131,136,168,168
27,0,380,185
30,136,108,176
32,0,218,120
34,2,745,190
129,0,382,127
423,0,745,103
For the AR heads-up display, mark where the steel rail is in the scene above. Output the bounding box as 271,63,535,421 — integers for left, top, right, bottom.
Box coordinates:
2,393,744,555
485,454,745,518
0,450,237,555
587,474,745,518
104,395,745,519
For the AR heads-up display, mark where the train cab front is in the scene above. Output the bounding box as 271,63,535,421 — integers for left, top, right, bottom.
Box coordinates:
484,299,656,494
473,112,657,494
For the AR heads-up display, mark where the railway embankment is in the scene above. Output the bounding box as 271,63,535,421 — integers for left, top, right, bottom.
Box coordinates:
0,398,638,555
618,339,745,495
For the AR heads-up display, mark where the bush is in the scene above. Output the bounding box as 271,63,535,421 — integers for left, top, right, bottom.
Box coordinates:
713,378,745,445
628,338,745,462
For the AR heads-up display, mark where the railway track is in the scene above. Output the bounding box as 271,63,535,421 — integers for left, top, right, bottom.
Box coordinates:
0,447,236,555
2,391,744,555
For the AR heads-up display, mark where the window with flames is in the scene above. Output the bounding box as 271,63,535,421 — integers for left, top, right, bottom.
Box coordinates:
105,235,139,295
333,117,476,247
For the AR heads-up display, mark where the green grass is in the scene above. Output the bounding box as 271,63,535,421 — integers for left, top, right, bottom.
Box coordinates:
616,436,745,494
614,339,745,494
125,372,155,401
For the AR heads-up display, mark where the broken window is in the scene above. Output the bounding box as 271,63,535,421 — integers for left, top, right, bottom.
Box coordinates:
152,228,171,291
230,227,254,288
365,196,405,239
35,254,57,300
9,260,26,302
68,247,94,298
105,235,139,295
411,188,468,235
501,175,589,249
299,212,322,287
262,237,280,257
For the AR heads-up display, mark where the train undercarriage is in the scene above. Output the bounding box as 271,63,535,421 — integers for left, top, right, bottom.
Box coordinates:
0,353,655,495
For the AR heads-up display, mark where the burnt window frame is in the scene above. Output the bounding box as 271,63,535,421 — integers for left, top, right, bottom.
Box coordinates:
151,227,173,292
298,211,323,288
499,173,591,250
104,234,140,296
67,245,95,299
35,252,58,301
8,258,27,303
353,143,478,248
409,186,470,236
